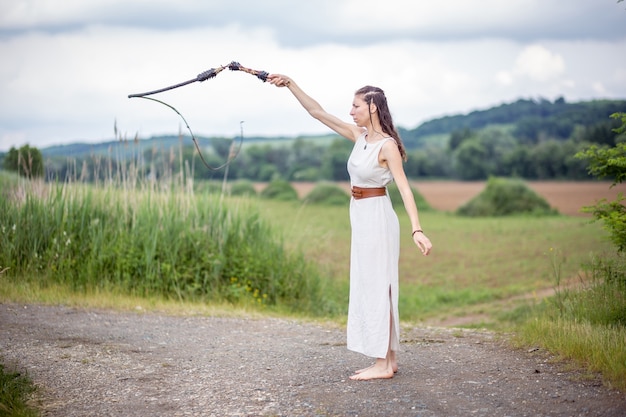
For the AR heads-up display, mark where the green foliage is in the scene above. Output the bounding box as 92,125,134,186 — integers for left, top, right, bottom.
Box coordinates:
539,248,626,327
405,97,626,146
260,179,299,201
448,127,474,151
516,110,626,390
0,363,39,417
453,139,491,180
571,256,626,326
576,113,626,251
3,145,44,179
582,196,626,252
576,141,626,185
0,181,333,316
320,138,352,181
303,182,349,206
405,146,451,178
457,177,557,217
228,180,257,197
40,98,623,183
0,171,20,191
613,111,626,136
517,252,626,389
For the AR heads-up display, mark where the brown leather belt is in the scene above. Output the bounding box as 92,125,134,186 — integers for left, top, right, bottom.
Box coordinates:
351,186,386,200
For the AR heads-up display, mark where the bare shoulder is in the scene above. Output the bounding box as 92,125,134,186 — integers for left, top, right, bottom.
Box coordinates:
380,138,401,158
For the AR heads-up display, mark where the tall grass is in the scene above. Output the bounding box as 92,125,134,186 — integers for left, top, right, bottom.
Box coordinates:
0,176,335,316
2,168,615,324
515,253,626,389
0,363,38,417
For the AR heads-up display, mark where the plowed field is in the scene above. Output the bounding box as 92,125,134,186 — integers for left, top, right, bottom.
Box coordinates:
283,181,626,216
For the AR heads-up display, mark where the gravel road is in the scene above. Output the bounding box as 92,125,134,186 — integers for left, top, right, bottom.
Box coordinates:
1,303,624,416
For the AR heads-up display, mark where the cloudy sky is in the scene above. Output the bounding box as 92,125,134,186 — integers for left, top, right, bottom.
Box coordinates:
1,0,625,151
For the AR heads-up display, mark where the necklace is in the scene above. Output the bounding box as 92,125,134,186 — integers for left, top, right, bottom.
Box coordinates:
364,132,389,150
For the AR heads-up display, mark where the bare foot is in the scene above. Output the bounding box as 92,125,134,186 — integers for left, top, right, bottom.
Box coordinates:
390,350,398,373
355,364,374,374
355,350,398,374
355,361,398,374
349,363,394,381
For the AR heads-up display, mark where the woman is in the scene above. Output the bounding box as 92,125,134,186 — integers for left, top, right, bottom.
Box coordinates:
268,74,432,381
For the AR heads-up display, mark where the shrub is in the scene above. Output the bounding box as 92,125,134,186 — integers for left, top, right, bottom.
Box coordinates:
303,182,349,206
457,177,558,217
576,114,626,251
260,179,298,201
4,145,44,179
229,180,257,197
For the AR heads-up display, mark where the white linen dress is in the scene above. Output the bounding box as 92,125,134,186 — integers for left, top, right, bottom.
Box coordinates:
346,133,401,358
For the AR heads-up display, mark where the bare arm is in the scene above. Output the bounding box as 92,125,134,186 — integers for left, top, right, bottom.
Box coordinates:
380,141,433,256
268,74,362,142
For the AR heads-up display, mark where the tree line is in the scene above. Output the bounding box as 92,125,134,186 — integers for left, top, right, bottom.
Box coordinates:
3,98,625,182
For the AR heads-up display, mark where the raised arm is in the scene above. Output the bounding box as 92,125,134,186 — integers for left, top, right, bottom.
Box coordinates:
268,74,362,142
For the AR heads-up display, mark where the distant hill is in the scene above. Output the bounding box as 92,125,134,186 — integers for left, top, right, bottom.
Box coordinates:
399,97,626,148
42,135,203,159
40,134,314,159
29,97,626,158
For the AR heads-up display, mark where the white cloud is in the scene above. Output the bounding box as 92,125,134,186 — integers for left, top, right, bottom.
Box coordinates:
2,0,624,44
514,44,565,82
0,0,625,151
495,71,514,86
592,82,608,95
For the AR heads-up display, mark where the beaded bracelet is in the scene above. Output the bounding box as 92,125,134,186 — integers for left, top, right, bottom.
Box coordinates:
412,229,423,237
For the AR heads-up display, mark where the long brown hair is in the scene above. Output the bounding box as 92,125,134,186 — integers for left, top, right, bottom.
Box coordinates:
355,85,407,161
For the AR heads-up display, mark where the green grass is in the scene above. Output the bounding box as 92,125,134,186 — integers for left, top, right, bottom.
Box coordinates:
1,176,615,326
513,253,626,389
1,173,623,390
516,316,626,389
257,199,614,325
0,363,38,417
0,178,335,317
258,197,626,389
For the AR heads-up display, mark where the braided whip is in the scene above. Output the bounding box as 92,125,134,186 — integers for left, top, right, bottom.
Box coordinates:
128,61,270,170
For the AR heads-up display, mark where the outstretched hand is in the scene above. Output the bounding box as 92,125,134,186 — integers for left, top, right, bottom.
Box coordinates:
414,233,433,256
267,74,291,87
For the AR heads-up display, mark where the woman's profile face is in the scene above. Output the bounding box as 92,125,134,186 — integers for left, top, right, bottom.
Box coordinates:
350,95,371,127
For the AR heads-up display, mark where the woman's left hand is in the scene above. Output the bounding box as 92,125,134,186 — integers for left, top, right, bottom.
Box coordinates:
413,232,432,256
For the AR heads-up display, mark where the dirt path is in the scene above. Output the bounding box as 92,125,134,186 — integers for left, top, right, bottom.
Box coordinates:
1,303,624,416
